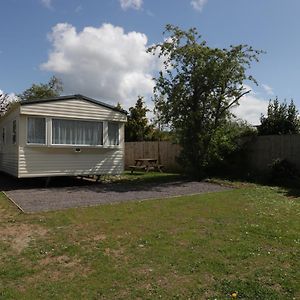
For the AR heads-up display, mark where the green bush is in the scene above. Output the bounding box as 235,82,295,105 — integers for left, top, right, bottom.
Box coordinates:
269,158,300,186
206,120,256,178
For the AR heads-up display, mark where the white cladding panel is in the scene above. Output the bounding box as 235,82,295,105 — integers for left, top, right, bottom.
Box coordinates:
20,99,127,122
0,107,20,176
18,147,124,177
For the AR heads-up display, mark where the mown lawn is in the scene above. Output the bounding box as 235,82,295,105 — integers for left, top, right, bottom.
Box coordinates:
0,175,299,299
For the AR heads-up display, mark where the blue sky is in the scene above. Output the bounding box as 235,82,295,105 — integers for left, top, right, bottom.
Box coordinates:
1,0,300,123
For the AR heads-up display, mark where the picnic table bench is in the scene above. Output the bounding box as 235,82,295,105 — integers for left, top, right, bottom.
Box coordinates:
129,158,164,174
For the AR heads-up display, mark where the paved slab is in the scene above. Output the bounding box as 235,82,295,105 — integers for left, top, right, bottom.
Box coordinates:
3,179,230,213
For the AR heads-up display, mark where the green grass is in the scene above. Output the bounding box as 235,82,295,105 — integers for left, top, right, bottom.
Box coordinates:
0,174,299,299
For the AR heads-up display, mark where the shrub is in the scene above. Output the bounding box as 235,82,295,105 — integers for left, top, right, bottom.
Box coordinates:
206,121,257,178
269,158,300,186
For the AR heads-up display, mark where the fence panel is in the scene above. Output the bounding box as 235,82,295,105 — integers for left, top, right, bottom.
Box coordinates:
246,135,300,171
125,141,182,171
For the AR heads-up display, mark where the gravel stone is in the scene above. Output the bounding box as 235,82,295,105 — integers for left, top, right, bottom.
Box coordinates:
1,173,230,213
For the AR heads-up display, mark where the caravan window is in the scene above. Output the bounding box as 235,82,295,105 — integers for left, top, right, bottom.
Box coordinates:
52,119,103,146
2,127,5,144
27,117,46,144
108,122,119,145
12,120,17,144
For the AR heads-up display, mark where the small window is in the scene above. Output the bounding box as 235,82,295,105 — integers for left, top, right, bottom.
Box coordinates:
12,120,17,144
2,127,5,144
52,119,103,146
108,122,119,145
27,117,46,144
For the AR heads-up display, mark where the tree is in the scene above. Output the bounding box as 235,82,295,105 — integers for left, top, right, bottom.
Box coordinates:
0,93,11,115
148,24,263,178
18,76,63,101
258,98,299,135
125,96,153,142
115,102,123,111
0,92,18,116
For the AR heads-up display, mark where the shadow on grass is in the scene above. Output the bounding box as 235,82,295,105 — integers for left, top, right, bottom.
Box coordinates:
0,171,187,193
211,171,300,199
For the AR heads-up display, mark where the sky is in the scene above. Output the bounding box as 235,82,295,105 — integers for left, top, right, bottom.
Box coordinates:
1,0,300,124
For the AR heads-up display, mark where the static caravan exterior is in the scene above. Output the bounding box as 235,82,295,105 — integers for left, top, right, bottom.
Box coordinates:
0,94,127,178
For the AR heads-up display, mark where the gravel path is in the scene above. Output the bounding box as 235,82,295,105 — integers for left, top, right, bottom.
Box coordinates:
4,179,230,213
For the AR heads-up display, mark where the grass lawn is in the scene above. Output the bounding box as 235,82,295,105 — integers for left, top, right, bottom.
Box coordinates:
0,173,299,299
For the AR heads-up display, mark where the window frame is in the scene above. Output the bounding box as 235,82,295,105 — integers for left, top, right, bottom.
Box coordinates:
12,120,17,145
25,116,121,148
51,118,104,147
26,116,47,146
107,121,120,146
2,127,5,145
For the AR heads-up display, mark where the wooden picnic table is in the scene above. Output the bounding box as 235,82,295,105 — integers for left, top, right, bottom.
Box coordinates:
130,158,164,173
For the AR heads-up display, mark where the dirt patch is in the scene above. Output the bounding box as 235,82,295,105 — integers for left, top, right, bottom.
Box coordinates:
93,233,107,242
0,224,47,253
39,255,82,268
104,247,125,258
21,255,91,289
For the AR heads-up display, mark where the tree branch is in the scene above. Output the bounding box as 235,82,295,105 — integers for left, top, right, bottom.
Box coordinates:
220,90,251,114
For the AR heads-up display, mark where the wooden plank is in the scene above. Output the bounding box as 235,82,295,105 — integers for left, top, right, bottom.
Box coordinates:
125,141,182,171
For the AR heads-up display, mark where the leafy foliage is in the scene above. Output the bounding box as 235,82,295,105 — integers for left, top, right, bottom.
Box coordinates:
0,93,12,116
125,96,154,142
258,98,300,135
18,76,63,101
148,24,263,178
0,92,18,116
269,158,300,186
207,120,256,176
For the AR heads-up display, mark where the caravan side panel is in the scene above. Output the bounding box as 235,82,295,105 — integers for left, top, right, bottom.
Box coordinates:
18,114,125,178
0,107,20,177
20,99,127,122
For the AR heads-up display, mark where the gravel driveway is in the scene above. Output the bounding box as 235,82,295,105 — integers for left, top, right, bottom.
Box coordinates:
2,175,230,213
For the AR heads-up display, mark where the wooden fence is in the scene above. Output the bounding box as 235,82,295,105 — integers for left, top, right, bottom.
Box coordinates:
125,141,182,171
246,134,300,172
126,135,300,174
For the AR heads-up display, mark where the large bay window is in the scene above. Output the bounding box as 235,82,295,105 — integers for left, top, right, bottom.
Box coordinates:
52,119,103,146
27,117,46,144
27,117,119,147
108,122,119,145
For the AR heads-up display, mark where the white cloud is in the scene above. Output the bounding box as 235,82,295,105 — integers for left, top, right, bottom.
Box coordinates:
41,23,160,108
262,83,274,96
191,0,207,12
41,0,53,9
120,0,143,10
232,87,269,125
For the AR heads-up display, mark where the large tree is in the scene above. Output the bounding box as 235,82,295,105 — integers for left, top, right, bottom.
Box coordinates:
18,76,63,101
258,98,299,135
148,24,262,178
125,96,153,142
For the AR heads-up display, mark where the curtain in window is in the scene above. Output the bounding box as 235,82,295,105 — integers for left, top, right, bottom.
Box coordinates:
108,122,119,145
12,120,17,144
27,117,46,144
52,119,103,145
